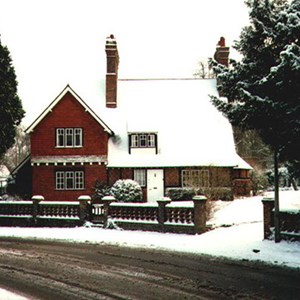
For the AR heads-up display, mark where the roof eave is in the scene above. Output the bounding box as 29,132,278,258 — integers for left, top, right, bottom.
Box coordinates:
25,85,114,135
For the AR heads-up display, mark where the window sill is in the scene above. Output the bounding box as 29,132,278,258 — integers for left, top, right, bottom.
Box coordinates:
55,189,85,191
55,146,83,149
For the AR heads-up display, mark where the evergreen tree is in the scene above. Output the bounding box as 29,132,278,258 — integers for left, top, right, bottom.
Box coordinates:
211,0,299,162
210,0,300,242
0,38,24,158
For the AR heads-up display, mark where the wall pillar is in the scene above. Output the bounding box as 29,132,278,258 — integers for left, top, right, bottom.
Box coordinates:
102,195,116,225
32,195,44,225
193,195,207,234
78,195,91,223
262,197,275,239
157,197,171,224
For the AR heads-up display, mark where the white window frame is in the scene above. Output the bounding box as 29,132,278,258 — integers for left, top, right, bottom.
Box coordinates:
131,134,139,148
56,129,65,147
65,128,74,147
75,171,84,189
181,169,210,188
130,133,156,148
56,171,65,190
134,169,146,187
56,128,83,148
148,134,155,147
74,128,83,147
55,171,84,190
65,171,74,190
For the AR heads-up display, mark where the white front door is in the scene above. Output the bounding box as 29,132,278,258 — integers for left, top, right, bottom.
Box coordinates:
147,169,164,202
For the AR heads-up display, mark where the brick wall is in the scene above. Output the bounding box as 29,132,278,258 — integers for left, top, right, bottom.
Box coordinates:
31,92,109,157
165,168,180,187
32,164,107,201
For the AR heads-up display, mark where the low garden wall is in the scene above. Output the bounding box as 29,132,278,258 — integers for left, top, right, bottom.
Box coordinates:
0,195,208,234
0,196,87,227
262,197,300,241
105,196,207,234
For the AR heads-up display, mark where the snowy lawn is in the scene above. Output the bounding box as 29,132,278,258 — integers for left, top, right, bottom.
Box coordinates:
0,191,299,270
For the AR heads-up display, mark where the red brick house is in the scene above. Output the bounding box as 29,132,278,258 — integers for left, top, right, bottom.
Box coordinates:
14,35,252,201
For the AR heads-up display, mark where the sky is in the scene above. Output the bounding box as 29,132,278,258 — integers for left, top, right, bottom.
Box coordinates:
0,0,250,125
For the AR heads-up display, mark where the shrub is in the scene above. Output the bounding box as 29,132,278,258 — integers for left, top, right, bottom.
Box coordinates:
92,180,111,203
250,169,269,196
110,179,142,202
165,187,196,200
166,187,232,201
200,187,233,201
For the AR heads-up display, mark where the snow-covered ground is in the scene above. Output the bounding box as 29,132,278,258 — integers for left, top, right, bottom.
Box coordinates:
0,288,27,300
0,191,299,273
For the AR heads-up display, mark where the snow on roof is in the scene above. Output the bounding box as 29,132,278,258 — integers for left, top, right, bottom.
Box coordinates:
25,85,114,135
103,78,248,168
24,77,250,169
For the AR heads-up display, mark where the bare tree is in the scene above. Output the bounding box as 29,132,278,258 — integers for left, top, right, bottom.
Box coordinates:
1,125,30,171
193,60,215,79
233,127,273,170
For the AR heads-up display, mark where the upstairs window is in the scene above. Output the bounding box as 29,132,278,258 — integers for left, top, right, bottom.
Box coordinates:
56,128,83,147
130,133,157,148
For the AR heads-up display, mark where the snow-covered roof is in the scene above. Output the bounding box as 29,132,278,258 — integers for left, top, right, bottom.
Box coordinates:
101,78,250,168
26,85,114,135
24,77,251,169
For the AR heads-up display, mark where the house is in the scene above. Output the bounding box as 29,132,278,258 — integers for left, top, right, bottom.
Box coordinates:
14,35,252,202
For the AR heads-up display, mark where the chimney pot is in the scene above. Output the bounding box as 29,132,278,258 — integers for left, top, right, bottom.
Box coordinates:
214,36,230,67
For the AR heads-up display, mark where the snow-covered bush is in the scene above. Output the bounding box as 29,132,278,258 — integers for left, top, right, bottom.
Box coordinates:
110,179,143,202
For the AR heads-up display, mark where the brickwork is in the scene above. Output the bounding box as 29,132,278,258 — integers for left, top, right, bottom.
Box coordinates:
165,168,180,187
32,164,107,201
107,169,121,186
30,92,109,157
262,198,275,239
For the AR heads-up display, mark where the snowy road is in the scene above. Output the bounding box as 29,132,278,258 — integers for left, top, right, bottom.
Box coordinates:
0,238,299,300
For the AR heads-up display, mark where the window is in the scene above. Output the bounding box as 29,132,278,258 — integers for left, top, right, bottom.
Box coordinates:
130,133,156,148
57,129,65,147
134,169,146,187
56,128,83,147
181,169,210,188
56,171,65,190
55,171,84,190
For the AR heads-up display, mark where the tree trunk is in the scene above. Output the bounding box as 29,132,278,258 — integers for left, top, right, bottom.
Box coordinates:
274,149,280,243
290,177,298,191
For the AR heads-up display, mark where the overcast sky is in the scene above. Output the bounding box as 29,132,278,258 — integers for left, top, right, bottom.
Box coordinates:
0,0,249,125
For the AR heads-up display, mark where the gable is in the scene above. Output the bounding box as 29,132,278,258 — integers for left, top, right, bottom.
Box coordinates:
26,85,113,135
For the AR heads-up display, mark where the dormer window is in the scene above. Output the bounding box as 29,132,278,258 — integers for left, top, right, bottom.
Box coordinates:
129,133,157,154
56,128,83,148
130,133,156,148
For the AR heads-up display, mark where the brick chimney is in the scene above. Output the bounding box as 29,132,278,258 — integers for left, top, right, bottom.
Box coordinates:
105,34,119,108
214,37,230,67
